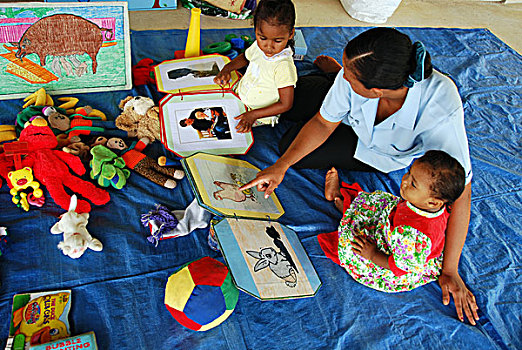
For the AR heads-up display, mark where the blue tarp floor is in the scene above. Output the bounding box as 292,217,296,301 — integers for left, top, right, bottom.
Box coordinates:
0,27,521,349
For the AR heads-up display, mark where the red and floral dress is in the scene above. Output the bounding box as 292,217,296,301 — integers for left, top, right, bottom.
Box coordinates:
337,190,449,293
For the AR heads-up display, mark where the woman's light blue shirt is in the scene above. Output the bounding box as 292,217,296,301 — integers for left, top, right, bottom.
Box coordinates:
319,69,472,183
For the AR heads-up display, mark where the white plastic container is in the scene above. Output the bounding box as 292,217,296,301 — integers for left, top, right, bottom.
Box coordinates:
340,0,402,24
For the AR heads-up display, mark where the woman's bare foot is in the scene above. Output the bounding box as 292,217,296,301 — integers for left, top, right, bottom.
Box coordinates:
314,55,342,74
325,167,342,201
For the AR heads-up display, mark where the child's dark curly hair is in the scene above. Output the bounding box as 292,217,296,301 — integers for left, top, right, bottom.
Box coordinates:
416,150,465,207
253,0,295,33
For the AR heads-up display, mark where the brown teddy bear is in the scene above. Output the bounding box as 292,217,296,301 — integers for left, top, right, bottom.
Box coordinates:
115,96,161,142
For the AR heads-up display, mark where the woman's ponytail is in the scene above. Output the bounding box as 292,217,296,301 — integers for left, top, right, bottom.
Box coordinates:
404,41,433,88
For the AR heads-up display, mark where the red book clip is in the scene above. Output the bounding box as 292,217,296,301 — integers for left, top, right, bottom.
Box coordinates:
3,141,29,170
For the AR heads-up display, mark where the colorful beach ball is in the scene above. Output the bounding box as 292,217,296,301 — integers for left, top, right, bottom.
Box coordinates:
165,256,239,331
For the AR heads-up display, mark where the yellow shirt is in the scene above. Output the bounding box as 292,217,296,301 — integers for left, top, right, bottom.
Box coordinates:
235,41,298,110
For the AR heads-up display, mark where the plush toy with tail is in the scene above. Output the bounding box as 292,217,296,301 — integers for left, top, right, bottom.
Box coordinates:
50,195,103,259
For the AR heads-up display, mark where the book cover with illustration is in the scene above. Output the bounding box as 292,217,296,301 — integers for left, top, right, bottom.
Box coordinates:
4,290,72,350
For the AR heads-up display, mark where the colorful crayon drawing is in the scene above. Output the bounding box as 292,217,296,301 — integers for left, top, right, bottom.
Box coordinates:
0,3,131,100
45,0,177,11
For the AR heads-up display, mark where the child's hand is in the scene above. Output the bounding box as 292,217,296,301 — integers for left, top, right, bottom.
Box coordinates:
214,69,231,87
351,235,377,261
234,111,257,133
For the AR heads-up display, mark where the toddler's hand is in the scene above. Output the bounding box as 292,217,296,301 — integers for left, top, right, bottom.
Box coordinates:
351,235,377,260
214,70,231,87
234,111,257,133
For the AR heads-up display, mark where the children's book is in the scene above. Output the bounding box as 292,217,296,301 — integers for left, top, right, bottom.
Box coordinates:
181,152,284,221
211,218,321,300
28,332,97,350
180,152,320,300
156,54,254,157
5,290,72,350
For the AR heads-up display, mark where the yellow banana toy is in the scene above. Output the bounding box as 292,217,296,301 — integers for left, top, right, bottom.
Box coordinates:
22,88,53,108
57,97,79,110
0,125,16,143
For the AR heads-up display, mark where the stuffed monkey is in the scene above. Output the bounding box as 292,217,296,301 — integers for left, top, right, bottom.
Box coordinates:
105,137,184,189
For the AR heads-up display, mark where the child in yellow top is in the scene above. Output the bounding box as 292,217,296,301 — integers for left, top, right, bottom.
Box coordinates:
214,0,298,133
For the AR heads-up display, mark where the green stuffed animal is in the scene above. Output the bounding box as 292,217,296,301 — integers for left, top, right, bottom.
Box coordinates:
89,144,130,189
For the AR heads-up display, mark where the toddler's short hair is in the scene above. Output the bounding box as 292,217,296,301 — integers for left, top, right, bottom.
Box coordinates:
416,150,465,206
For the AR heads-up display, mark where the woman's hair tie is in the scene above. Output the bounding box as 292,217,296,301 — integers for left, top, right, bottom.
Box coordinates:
404,41,427,88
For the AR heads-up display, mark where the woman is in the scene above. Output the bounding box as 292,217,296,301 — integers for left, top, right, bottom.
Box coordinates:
240,27,479,325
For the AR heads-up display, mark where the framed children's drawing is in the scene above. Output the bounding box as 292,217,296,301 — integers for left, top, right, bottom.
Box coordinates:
154,54,240,95
181,153,284,220
45,0,177,11
0,2,131,100
212,218,321,300
159,91,253,157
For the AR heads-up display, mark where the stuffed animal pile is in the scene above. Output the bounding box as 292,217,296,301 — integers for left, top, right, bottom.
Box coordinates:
0,88,186,258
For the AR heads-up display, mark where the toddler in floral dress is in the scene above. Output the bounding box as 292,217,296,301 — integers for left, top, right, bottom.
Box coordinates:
318,150,466,292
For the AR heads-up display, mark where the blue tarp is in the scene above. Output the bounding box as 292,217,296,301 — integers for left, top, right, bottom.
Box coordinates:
0,27,521,349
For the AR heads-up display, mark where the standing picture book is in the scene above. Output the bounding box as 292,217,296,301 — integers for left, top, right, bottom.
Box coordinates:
156,54,254,157
5,290,72,350
181,152,284,221
0,2,131,100
212,218,321,300
28,332,97,350
154,54,240,95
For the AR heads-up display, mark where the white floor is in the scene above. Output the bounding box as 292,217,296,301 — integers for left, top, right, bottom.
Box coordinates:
129,0,522,53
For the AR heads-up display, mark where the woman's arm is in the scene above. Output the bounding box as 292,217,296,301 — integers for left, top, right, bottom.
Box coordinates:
240,113,341,197
214,53,248,87
439,182,480,325
235,86,294,133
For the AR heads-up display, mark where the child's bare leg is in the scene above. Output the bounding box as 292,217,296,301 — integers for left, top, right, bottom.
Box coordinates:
325,167,341,201
325,168,344,213
314,55,343,74
334,197,344,213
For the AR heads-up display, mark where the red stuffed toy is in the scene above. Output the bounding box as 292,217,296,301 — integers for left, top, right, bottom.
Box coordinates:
19,117,110,213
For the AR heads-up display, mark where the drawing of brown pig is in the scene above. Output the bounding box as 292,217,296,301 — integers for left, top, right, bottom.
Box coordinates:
12,14,113,74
